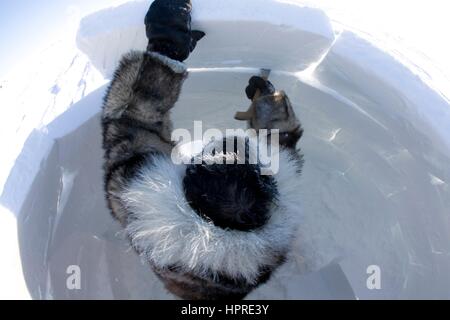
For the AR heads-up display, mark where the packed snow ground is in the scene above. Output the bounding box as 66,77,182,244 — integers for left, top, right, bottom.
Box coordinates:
1,0,450,299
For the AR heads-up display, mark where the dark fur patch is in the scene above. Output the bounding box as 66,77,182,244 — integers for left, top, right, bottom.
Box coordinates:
183,138,278,231
153,255,286,300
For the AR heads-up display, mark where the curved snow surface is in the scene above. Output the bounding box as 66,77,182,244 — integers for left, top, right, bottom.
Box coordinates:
2,0,450,299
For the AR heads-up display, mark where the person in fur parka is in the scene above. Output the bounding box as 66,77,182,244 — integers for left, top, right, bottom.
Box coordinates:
102,0,304,300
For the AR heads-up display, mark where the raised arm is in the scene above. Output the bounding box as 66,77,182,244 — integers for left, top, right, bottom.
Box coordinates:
102,51,187,178
102,0,204,224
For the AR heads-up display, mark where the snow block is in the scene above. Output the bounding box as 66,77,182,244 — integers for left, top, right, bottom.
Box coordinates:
76,0,335,78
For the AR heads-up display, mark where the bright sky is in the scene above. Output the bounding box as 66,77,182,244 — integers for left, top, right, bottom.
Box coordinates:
0,0,130,78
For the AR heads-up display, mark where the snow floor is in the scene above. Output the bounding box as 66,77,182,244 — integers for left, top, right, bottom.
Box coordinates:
1,0,450,299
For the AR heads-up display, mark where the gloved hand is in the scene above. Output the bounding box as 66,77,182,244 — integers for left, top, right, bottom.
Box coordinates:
243,76,303,149
245,76,276,100
145,0,205,62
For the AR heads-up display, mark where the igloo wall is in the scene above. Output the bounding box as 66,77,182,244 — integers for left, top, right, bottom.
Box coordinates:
2,0,450,299
76,0,335,78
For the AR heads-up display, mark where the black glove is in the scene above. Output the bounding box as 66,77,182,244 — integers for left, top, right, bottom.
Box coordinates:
245,76,276,100
145,0,205,62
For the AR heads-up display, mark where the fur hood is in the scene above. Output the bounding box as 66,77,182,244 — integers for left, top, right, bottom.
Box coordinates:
121,138,303,284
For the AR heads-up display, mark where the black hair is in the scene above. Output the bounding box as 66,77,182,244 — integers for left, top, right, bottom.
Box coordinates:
183,138,278,232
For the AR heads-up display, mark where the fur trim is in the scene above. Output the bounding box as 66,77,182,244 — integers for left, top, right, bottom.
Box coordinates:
121,140,303,284
145,51,187,74
102,51,144,120
103,50,187,120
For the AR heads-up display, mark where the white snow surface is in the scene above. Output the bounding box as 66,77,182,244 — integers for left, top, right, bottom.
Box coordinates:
1,0,450,299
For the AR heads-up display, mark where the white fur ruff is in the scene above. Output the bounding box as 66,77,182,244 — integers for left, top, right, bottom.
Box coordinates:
121,146,303,283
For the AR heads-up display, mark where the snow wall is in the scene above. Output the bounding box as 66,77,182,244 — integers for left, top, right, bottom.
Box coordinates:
2,0,450,299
